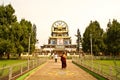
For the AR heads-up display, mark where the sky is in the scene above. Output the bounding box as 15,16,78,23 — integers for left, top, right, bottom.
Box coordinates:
1,0,120,47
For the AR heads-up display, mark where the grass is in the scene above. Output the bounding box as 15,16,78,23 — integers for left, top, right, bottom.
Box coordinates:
92,60,120,78
93,59,120,66
16,62,46,80
0,59,27,79
0,58,47,79
0,59,27,68
72,61,108,80
73,58,120,79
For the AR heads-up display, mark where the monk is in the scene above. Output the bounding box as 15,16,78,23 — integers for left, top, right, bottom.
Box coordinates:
61,52,67,69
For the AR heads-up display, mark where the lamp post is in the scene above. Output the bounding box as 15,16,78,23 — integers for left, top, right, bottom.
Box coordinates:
90,33,93,71
27,33,31,70
28,33,31,59
90,34,93,56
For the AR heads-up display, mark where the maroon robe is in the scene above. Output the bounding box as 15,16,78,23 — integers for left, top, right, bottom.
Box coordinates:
61,55,67,68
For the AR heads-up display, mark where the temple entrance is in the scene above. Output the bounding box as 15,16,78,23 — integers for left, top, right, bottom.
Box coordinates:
41,20,76,56
52,50,67,57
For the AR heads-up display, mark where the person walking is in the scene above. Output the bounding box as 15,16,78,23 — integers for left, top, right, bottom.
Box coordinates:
61,52,67,69
54,54,58,62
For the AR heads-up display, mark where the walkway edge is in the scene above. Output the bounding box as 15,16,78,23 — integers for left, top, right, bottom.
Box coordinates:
72,61,108,80
16,62,47,80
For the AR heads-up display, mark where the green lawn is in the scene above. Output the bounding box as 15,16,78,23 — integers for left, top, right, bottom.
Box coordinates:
0,59,28,80
73,58,120,79
83,59,120,70
93,60,120,67
83,59,120,79
0,59,27,68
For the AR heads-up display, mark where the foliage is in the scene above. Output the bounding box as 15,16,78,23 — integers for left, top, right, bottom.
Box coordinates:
0,4,37,59
105,19,120,55
0,4,17,26
82,21,104,55
76,29,82,52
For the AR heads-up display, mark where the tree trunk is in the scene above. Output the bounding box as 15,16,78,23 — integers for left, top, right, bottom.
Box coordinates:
7,53,10,59
0,54,3,59
18,53,21,59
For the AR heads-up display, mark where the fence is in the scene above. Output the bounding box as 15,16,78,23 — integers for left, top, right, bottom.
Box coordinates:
0,58,47,80
72,56,120,80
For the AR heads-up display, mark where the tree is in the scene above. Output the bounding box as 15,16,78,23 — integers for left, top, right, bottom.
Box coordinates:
0,4,17,25
20,19,37,55
0,4,17,59
0,4,37,59
30,24,37,53
0,39,14,59
75,29,82,53
106,19,120,56
102,32,108,55
11,22,24,58
82,21,104,55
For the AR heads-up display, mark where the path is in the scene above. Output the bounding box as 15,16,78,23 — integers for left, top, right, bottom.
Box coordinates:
25,58,97,80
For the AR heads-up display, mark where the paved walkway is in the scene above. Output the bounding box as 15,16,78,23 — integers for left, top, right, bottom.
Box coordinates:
25,58,97,80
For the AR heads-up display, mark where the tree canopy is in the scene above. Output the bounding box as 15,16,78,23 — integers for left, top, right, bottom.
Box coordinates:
82,21,104,55
0,4,37,59
105,19,120,55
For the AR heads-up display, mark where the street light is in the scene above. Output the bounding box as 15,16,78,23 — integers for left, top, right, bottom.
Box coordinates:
90,34,93,56
27,33,31,70
28,33,31,59
90,33,93,71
